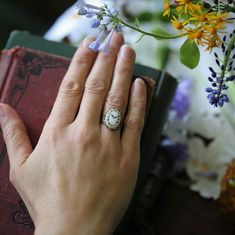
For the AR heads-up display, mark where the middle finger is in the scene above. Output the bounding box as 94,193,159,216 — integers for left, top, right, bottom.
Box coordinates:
76,33,124,126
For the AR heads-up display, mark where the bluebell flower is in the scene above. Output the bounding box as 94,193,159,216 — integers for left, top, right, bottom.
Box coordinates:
170,78,192,120
99,29,115,53
89,29,107,51
76,0,86,8
76,0,122,54
115,24,123,32
90,18,101,28
76,0,101,11
109,8,119,16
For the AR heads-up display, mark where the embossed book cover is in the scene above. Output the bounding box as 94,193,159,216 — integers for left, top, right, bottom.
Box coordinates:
0,31,177,235
0,47,71,235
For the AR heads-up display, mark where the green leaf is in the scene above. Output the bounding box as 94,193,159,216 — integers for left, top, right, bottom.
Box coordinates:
180,39,200,69
137,12,154,22
135,17,140,28
228,81,235,107
135,34,145,43
151,27,176,40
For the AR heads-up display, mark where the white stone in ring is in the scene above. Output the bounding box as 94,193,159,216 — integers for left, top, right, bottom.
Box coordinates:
103,108,122,130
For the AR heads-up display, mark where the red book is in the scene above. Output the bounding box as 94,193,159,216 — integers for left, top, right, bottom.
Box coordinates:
0,31,177,235
0,47,71,234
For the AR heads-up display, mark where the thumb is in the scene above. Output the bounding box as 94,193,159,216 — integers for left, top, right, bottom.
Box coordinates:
0,103,33,169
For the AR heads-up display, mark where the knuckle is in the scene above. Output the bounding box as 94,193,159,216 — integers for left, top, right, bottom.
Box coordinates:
120,157,139,174
4,123,23,145
59,79,81,97
106,93,125,109
85,79,107,94
77,129,96,147
125,117,143,131
43,122,62,144
116,66,132,77
132,100,146,110
9,168,17,184
75,51,92,65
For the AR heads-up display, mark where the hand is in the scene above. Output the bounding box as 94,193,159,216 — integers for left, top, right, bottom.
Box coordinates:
0,33,147,235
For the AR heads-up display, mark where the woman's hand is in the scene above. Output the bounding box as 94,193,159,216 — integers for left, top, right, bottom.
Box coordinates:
0,33,147,235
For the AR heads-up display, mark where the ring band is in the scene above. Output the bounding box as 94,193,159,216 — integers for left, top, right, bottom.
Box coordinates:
103,108,122,130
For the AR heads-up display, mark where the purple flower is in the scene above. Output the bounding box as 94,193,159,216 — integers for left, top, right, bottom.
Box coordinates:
76,0,86,8
85,9,101,18
206,30,235,107
161,138,189,174
76,0,122,54
109,8,119,16
76,0,101,11
77,7,87,15
170,78,192,120
115,24,123,32
90,18,101,28
99,29,115,53
89,29,107,51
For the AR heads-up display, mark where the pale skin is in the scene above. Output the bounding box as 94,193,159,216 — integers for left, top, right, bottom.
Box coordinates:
0,33,147,235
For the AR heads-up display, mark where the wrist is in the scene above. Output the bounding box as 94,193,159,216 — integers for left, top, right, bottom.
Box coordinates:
34,218,113,235
34,226,111,235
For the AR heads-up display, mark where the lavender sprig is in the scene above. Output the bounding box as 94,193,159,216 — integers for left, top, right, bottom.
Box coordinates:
206,30,235,107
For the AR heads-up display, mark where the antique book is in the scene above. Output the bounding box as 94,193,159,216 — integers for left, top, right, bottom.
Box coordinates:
0,31,177,235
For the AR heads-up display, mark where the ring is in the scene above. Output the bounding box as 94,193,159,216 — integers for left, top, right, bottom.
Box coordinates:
103,108,122,130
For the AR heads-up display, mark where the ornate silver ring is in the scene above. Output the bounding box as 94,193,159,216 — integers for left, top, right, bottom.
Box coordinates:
103,108,122,130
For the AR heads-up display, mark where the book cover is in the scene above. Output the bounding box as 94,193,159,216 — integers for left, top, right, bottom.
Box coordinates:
0,31,177,235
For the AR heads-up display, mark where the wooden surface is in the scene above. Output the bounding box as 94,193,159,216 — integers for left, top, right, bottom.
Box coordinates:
151,180,235,235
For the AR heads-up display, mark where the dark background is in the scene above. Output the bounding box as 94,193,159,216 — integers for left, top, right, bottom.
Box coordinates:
0,0,75,49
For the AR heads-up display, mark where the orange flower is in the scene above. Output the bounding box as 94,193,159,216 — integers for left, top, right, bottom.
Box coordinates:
171,16,189,31
210,12,231,25
220,160,235,215
203,23,225,43
190,11,215,24
163,0,171,16
205,39,218,52
187,28,207,46
176,0,201,14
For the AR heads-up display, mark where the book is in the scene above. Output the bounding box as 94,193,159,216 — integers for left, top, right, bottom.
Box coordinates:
0,31,177,235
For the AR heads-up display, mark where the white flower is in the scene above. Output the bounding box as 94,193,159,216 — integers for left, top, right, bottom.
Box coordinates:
186,138,234,200
44,0,104,42
187,76,235,141
163,117,189,143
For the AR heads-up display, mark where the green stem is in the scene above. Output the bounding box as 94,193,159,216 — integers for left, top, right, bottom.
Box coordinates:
222,106,235,129
213,4,235,13
223,5,235,13
120,19,187,39
220,34,235,83
221,34,235,126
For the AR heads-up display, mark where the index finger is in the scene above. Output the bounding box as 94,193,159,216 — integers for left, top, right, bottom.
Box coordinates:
48,36,97,126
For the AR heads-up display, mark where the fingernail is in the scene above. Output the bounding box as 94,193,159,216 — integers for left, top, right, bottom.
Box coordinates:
111,33,124,46
0,105,5,120
120,45,135,60
82,36,96,48
134,78,145,94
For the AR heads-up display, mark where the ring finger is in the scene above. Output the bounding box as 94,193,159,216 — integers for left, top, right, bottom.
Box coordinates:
102,45,136,137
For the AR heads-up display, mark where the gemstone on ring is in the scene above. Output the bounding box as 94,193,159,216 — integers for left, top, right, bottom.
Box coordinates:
103,108,122,130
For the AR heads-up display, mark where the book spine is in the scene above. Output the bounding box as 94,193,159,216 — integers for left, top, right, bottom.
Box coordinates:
0,47,22,103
